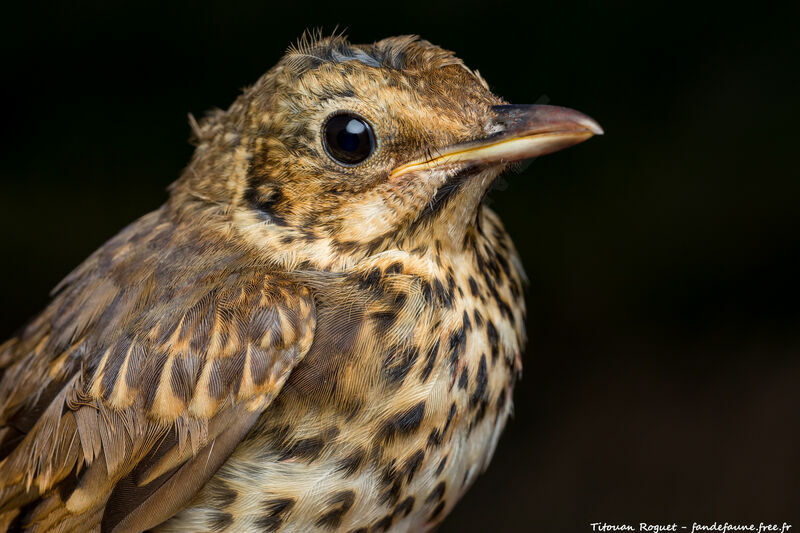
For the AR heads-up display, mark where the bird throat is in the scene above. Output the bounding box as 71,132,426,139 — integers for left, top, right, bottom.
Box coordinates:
405,166,500,250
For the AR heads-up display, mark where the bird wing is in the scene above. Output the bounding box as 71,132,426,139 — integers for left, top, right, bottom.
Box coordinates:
0,242,316,532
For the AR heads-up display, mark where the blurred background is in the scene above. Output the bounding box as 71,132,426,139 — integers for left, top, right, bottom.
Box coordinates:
1,1,798,530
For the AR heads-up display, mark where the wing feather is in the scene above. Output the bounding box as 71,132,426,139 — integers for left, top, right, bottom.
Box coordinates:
0,211,317,531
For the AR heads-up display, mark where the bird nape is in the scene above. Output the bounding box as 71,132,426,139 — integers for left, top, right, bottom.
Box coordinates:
0,32,600,532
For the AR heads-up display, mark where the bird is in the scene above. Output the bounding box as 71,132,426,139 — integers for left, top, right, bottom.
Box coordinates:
0,32,601,532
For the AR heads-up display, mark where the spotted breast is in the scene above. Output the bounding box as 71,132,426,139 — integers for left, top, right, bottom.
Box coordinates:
160,208,525,533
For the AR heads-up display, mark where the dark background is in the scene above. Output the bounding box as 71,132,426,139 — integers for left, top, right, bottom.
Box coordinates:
2,1,798,531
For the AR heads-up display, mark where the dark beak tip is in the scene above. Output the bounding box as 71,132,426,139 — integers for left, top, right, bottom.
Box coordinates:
492,103,604,137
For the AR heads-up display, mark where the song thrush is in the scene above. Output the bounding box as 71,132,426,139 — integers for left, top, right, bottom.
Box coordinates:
0,33,601,532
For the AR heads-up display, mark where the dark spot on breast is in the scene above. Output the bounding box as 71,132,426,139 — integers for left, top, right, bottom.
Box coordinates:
474,398,489,425
377,460,402,506
315,490,356,528
373,514,394,532
349,529,368,533
379,459,399,488
379,480,402,506
385,261,403,274
457,366,469,390
383,345,419,385
426,481,446,504
395,496,415,518
497,253,511,278
435,455,448,476
468,276,480,297
497,388,507,411
256,497,295,531
428,501,446,522
470,354,488,407
486,320,500,363
379,401,426,442
427,428,442,448
472,309,484,327
443,403,456,435
339,240,358,252
263,497,295,515
336,448,366,477
448,328,467,379
481,278,496,301
510,279,521,298
255,516,282,531
433,278,448,305
404,449,425,482
463,228,476,250
410,242,429,255
462,310,472,332
209,482,238,508
446,272,456,294
208,511,233,532
419,338,440,383
278,436,325,462
500,299,514,322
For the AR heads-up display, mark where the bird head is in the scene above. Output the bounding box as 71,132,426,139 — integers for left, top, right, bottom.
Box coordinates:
170,33,602,270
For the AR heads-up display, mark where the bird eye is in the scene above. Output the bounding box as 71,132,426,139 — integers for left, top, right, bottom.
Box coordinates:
322,113,376,165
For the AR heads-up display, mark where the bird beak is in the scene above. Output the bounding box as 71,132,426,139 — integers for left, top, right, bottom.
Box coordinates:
390,104,603,179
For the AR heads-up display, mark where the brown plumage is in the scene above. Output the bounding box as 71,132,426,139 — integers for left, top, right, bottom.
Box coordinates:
0,32,601,532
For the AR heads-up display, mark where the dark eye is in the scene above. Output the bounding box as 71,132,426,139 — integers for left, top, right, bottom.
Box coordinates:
323,113,376,165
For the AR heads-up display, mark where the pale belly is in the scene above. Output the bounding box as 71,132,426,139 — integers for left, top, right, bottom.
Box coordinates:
157,387,513,533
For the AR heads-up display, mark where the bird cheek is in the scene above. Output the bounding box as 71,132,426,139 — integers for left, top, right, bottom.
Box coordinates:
333,190,396,244
331,174,439,244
